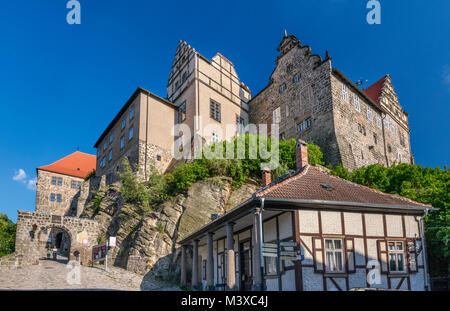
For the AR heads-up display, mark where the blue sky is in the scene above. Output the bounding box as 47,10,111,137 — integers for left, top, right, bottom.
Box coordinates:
0,0,449,222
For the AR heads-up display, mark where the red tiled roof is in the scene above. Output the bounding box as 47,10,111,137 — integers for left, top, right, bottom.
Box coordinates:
363,75,387,104
37,151,96,179
255,165,431,208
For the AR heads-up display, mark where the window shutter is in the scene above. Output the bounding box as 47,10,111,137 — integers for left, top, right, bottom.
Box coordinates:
312,237,324,272
345,237,356,273
377,240,388,274
407,239,418,273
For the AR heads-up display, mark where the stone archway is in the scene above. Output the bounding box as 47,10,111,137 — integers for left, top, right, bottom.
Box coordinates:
13,211,99,266
37,225,73,260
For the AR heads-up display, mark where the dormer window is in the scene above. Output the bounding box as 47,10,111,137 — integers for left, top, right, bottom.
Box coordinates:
286,64,293,73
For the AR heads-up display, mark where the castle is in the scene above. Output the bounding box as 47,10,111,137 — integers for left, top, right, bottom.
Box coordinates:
93,32,413,184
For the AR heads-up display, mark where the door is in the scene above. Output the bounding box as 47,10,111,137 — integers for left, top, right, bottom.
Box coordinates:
240,240,252,291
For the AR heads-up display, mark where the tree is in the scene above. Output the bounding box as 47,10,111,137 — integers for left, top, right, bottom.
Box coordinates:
0,214,16,257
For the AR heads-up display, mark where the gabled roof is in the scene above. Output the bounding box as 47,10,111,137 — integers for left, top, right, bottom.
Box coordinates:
363,75,387,104
255,165,431,209
37,151,96,179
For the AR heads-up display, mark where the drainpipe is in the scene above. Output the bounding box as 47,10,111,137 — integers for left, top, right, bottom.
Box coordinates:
259,198,265,291
418,208,430,291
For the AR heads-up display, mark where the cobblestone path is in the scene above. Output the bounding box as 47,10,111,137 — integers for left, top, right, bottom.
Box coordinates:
0,255,180,291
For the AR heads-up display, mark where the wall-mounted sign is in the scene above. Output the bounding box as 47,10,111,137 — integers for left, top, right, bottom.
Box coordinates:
109,237,116,247
92,243,107,262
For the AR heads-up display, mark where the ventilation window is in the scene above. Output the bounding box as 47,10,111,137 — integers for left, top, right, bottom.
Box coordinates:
321,184,333,190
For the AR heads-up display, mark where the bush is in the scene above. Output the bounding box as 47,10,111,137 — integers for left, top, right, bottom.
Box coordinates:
0,214,16,257
84,169,96,181
119,158,151,213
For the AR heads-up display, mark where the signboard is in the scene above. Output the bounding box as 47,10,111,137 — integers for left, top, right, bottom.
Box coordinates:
280,241,297,247
109,237,116,247
263,243,277,248
262,252,278,258
280,255,298,261
92,243,107,262
280,251,297,257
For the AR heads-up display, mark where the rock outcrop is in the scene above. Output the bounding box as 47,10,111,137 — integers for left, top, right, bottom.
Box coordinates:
79,176,259,283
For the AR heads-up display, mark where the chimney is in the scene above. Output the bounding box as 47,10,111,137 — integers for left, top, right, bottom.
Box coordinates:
296,139,308,170
262,167,271,186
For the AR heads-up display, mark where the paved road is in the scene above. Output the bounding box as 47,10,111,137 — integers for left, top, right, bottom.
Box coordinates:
0,255,180,291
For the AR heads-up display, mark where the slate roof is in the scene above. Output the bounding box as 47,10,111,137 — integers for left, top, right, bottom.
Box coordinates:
37,151,96,179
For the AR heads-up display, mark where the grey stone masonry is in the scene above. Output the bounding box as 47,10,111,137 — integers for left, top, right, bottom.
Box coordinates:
249,33,413,170
9,211,99,268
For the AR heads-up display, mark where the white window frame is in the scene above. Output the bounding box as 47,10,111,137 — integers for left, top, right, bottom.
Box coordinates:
342,83,349,103
354,94,360,112
388,241,406,273
297,122,303,133
377,113,382,128
325,238,345,273
273,107,281,124
367,105,373,121
391,123,396,134
279,83,286,94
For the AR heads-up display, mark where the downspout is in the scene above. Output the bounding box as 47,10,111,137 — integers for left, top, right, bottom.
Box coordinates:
418,208,430,291
381,113,389,167
259,198,265,291
145,93,149,181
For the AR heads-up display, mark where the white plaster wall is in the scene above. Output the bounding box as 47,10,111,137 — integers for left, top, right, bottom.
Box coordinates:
321,211,342,235
298,210,319,234
281,270,296,291
365,214,384,236
386,215,403,237
302,267,323,291
326,277,346,291
348,269,367,289
299,235,314,265
266,278,278,291
263,218,277,242
354,238,366,266
410,269,425,291
343,212,363,235
279,213,292,239
405,215,420,238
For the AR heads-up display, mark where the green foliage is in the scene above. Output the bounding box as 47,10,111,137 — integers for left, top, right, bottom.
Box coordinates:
119,158,152,213
92,195,103,214
156,221,165,233
97,234,106,245
330,163,450,277
84,169,96,181
0,214,16,257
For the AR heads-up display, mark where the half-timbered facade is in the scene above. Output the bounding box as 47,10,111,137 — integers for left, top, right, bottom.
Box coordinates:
179,140,433,291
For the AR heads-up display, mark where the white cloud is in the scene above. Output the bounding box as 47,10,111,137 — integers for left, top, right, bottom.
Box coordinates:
443,65,450,87
27,178,37,191
13,169,27,182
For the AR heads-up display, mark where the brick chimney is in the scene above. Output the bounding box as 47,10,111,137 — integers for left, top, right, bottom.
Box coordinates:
296,139,308,170
262,167,271,186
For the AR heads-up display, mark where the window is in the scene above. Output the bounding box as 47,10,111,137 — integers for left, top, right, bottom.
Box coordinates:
373,133,378,145
342,83,349,103
202,260,207,280
354,94,360,112
182,72,188,82
285,105,290,118
286,64,293,73
304,118,312,129
129,126,134,141
325,238,344,272
388,241,405,272
236,116,245,134
51,177,57,185
297,122,304,133
121,117,126,130
399,131,405,147
279,132,285,141
56,194,62,203
129,105,135,120
387,144,392,153
71,180,82,189
293,74,300,83
367,105,373,121
156,155,161,161
120,136,125,150
108,150,112,162
50,193,56,202
376,113,382,128
57,178,62,186
384,116,389,129
272,107,281,124
175,80,181,90
210,100,221,122
97,149,101,157
264,256,277,276
103,141,108,151
100,157,106,168
358,123,366,136
279,83,286,94
178,102,186,124
398,153,402,163
391,122,396,134
109,132,114,144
